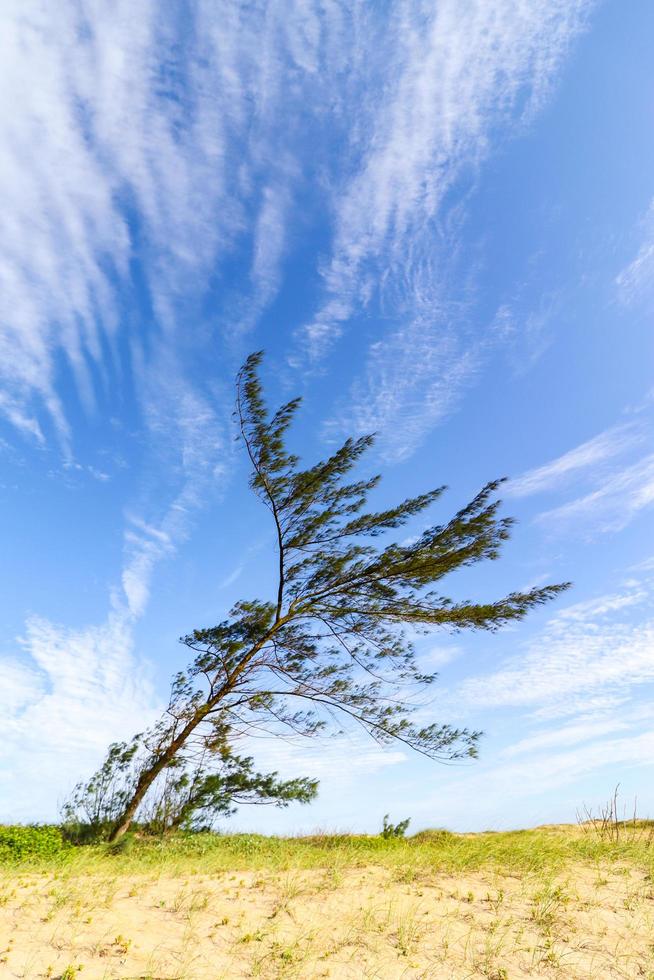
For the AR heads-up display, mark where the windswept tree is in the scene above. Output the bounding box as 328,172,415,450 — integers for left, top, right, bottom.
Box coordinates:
100,352,567,841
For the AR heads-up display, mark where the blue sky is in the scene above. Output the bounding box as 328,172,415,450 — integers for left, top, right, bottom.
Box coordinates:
1,0,654,833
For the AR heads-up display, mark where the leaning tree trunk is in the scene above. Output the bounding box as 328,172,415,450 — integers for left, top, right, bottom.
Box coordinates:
108,709,208,841
108,624,285,841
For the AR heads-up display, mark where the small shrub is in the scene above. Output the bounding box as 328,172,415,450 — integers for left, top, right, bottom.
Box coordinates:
411,828,455,843
381,814,411,839
59,966,82,980
0,825,70,861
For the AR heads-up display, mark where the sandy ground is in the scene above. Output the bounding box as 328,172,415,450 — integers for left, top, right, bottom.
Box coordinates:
0,864,652,979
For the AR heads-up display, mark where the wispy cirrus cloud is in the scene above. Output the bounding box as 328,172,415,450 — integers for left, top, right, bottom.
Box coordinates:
489,292,562,376
460,578,654,713
497,730,654,794
330,321,481,462
501,408,654,537
0,612,157,820
538,452,654,535
0,0,350,443
0,0,594,466
500,716,633,758
311,0,592,457
304,0,593,353
506,423,642,497
616,197,654,305
121,368,228,616
408,728,654,830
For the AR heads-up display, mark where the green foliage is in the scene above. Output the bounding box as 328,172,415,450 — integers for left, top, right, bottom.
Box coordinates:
63,727,318,840
381,814,411,839
62,739,141,842
0,824,69,861
140,738,318,835
93,352,568,840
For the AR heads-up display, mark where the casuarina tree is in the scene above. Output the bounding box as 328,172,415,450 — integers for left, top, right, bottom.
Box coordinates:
101,351,567,841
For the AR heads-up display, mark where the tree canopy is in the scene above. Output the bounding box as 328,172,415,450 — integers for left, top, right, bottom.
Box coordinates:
86,351,568,841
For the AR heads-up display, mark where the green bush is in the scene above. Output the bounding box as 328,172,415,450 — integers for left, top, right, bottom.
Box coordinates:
0,824,70,861
411,828,456,843
381,814,411,839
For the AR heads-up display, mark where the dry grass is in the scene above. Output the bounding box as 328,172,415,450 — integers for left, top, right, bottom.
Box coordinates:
1,823,654,978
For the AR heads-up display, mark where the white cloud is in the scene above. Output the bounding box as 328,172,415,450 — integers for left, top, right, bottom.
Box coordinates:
500,716,631,757
538,452,654,534
555,588,649,622
630,556,654,573
459,579,654,713
219,564,245,590
0,0,594,468
422,643,463,670
120,365,228,614
506,423,640,497
531,693,630,722
463,616,654,711
310,0,592,454
250,183,292,314
498,731,654,795
0,0,346,442
490,292,560,375
121,544,164,619
408,730,654,830
0,660,42,715
305,0,592,351
0,611,158,820
330,321,481,462
616,197,654,305
249,736,406,787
